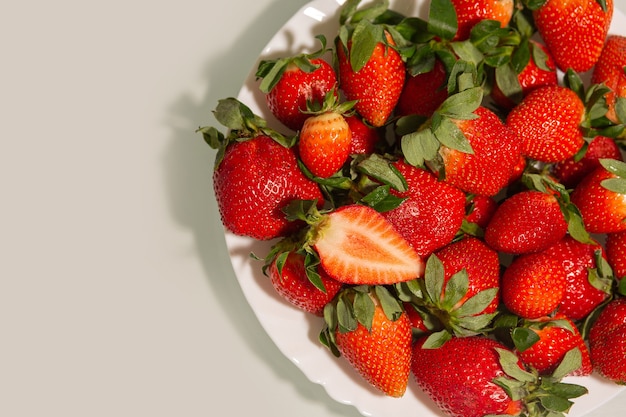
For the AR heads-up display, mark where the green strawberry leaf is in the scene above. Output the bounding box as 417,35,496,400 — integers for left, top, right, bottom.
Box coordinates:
433,117,475,154
601,157,626,178
337,292,359,333
511,327,541,352
615,96,626,124
360,185,406,212
495,63,523,103
495,347,536,383
427,0,458,41
353,290,376,331
450,41,484,67
530,40,552,72
523,0,548,11
454,287,498,317
375,285,403,321
349,20,384,72
541,378,589,399
538,395,574,413
401,128,440,167
619,277,626,296
437,86,483,118
510,38,531,74
551,347,583,380
421,329,453,349
356,153,408,192
440,269,469,310
424,254,445,304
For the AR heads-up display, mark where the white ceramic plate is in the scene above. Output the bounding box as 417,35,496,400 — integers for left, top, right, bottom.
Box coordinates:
230,0,626,416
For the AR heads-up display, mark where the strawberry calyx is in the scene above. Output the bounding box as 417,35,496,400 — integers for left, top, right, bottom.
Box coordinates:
394,254,499,347
197,97,294,169
492,347,589,417
598,157,626,193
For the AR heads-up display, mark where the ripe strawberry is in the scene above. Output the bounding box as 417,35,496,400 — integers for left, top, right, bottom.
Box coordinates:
290,203,424,285
491,40,558,110
336,30,405,127
533,0,613,73
506,85,585,163
450,0,514,41
570,159,626,234
267,251,342,316
298,103,353,178
396,58,449,118
606,230,626,280
591,34,626,124
345,114,381,155
589,297,626,383
382,159,466,257
501,251,567,319
552,135,623,189
464,194,498,230
199,98,324,240
513,313,592,376
442,106,522,196
484,190,568,254
411,336,523,417
542,235,611,320
322,286,412,397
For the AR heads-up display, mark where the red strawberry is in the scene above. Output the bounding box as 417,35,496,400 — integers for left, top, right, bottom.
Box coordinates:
591,34,626,124
533,0,613,73
552,135,623,189
267,251,342,316
570,160,626,234
411,336,523,417
322,287,413,397
589,297,626,383
396,58,449,118
542,235,611,320
506,85,585,163
199,98,324,240
442,106,522,196
450,0,514,41
484,190,568,254
336,30,405,127
382,159,466,257
464,194,498,230
345,114,381,155
501,251,567,319
606,230,626,280
513,313,592,376
298,203,424,285
298,104,353,178
491,40,558,110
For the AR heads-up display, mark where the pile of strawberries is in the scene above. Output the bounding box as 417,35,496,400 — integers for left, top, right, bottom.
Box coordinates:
198,0,626,416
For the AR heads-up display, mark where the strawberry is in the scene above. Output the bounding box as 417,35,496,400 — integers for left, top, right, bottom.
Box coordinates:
570,159,626,234
381,159,466,257
256,35,337,131
464,194,498,230
542,235,612,320
506,85,585,163
512,313,592,376
198,98,323,240
501,251,567,319
532,0,613,73
606,230,626,280
321,286,412,397
491,40,558,110
266,251,342,316
396,57,449,118
588,297,626,383
345,114,381,155
484,190,568,254
442,106,522,196
285,202,424,285
450,0,514,41
591,34,626,124
552,135,623,189
298,94,354,178
336,7,405,127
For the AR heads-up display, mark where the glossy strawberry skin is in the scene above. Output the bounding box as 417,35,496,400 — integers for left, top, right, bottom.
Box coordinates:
443,106,522,197
345,114,381,155
592,35,626,124
335,302,412,397
213,135,323,240
396,58,448,118
434,236,501,314
268,252,342,316
337,32,405,127
411,336,523,417
517,313,592,377
542,236,610,321
265,58,337,131
606,230,626,280
506,85,585,163
589,297,626,383
382,160,466,257
570,165,626,234
484,190,568,255
298,111,352,178
464,194,498,229
501,252,567,319
533,0,613,73
552,135,623,189
450,0,514,41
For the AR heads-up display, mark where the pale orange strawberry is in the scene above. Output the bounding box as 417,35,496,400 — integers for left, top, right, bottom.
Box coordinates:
299,110,352,178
